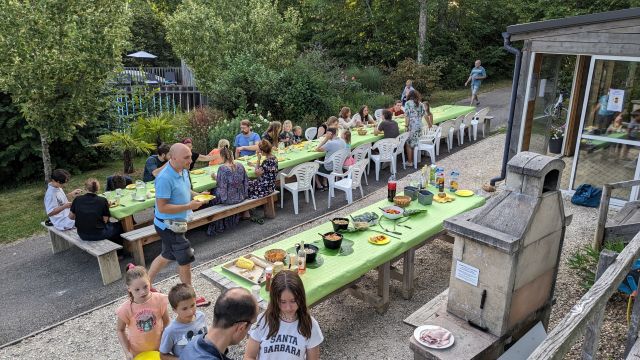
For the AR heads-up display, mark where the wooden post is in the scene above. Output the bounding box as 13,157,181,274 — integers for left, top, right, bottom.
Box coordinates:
625,284,640,357
594,184,612,251
581,249,618,360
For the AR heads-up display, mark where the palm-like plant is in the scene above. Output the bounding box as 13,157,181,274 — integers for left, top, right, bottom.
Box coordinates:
132,114,177,147
94,131,156,174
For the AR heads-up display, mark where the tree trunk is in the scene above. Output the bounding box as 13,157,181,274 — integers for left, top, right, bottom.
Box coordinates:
418,0,428,64
40,131,52,184
123,150,134,174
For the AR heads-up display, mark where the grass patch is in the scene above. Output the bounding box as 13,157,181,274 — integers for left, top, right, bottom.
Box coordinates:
567,240,627,290
430,79,512,107
0,157,146,244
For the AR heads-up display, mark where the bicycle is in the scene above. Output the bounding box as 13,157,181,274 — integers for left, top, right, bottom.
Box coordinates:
545,91,568,123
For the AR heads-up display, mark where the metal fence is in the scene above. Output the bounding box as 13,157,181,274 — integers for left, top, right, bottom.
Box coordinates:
114,85,207,122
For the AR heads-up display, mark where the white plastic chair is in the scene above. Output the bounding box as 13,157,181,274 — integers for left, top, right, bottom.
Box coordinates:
374,109,384,122
279,162,319,214
370,138,398,181
393,132,411,170
305,127,317,141
463,112,475,142
347,143,371,185
471,107,491,140
430,125,442,155
330,159,368,207
438,121,455,153
314,148,350,200
452,115,465,146
413,127,439,168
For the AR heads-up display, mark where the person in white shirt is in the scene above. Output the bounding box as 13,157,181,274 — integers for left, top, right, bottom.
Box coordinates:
338,106,360,129
44,169,83,230
351,105,376,126
244,270,323,360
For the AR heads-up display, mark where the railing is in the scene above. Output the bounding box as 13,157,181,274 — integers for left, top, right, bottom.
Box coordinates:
121,67,183,85
114,85,207,121
528,232,640,359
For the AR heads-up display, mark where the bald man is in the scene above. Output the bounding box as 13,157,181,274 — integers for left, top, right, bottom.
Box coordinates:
181,287,259,359
147,143,208,304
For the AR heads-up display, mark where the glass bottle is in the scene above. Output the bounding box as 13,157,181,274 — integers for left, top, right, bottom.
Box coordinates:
265,267,273,291
297,241,306,275
387,174,397,201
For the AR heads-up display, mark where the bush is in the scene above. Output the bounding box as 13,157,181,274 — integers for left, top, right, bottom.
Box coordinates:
182,107,225,153
567,240,626,290
385,58,446,99
208,107,271,153
345,66,384,93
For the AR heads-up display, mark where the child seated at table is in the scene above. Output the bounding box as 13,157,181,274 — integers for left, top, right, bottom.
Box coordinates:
160,283,208,359
244,270,324,360
342,130,355,166
292,126,303,144
207,139,229,166
279,120,295,146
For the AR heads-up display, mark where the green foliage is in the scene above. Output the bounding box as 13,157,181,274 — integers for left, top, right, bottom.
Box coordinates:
346,66,385,93
516,0,639,23
386,58,446,99
132,113,178,146
94,131,156,173
167,0,301,106
125,0,179,67
186,107,226,153
567,240,627,290
0,0,131,180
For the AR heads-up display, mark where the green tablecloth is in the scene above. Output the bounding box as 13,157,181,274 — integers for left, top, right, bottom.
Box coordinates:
431,105,476,125
210,186,485,304
107,106,470,220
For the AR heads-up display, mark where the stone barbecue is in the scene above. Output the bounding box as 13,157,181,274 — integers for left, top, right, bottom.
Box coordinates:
443,151,571,337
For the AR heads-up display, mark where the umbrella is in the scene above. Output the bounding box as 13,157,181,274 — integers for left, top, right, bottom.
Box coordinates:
126,51,157,59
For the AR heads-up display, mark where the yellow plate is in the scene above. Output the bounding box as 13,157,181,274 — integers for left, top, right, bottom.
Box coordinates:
134,351,160,360
277,157,286,162
455,190,474,197
125,184,136,190
193,194,215,202
369,234,390,245
190,169,205,175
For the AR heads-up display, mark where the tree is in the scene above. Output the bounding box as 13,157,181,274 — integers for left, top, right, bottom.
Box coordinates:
0,0,131,182
417,0,428,64
166,0,301,111
94,132,156,174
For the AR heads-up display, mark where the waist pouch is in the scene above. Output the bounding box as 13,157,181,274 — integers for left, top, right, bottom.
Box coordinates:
158,218,188,233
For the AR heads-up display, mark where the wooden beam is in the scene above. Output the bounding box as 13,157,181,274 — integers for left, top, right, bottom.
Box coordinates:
564,55,590,156
528,233,640,359
594,184,612,251
581,249,617,359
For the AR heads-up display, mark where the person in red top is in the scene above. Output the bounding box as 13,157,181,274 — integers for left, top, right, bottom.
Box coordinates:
389,100,405,117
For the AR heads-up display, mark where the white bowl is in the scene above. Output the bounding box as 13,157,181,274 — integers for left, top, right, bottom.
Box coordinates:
381,205,404,220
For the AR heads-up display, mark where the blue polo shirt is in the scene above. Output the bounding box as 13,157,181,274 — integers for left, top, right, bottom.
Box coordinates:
470,66,486,87
234,132,261,157
180,334,231,360
153,163,192,230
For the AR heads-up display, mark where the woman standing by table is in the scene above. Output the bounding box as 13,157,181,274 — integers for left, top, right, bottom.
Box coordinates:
404,90,426,164
244,270,323,360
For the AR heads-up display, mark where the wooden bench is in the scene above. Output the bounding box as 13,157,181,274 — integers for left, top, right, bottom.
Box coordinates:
41,222,123,285
122,191,278,266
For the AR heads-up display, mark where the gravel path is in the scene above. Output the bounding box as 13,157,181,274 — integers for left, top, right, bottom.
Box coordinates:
1,133,627,359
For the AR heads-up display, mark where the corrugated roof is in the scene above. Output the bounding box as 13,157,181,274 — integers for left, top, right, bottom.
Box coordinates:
507,7,640,36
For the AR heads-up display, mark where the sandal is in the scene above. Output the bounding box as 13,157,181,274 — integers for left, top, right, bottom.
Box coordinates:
250,216,265,225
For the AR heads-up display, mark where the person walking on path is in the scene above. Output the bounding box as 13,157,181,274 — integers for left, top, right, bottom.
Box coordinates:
147,143,209,305
465,60,487,106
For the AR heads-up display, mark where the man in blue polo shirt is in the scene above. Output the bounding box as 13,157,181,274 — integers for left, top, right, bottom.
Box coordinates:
147,143,208,303
234,119,261,157
465,59,487,106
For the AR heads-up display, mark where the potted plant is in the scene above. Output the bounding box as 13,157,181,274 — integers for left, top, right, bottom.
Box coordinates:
548,123,565,154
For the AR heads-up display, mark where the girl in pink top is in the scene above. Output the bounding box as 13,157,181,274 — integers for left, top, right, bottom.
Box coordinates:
116,265,169,359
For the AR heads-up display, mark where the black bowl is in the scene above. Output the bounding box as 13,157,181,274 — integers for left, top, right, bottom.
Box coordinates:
302,244,319,263
331,217,349,232
322,232,343,250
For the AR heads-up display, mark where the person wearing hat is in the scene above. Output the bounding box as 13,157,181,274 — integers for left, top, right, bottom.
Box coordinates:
182,138,218,171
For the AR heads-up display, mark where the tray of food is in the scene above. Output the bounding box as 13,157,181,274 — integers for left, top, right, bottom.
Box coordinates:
221,254,272,285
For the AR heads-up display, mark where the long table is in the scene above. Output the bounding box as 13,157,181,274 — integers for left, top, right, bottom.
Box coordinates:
109,104,475,232
202,186,485,312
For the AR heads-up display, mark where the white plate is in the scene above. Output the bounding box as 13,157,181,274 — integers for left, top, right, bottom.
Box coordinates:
413,325,454,349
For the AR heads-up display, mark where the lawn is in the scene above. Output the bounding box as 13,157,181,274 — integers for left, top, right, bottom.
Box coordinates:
0,80,513,244
0,157,146,244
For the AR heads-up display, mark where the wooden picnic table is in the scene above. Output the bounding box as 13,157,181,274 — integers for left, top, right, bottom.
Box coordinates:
201,186,485,313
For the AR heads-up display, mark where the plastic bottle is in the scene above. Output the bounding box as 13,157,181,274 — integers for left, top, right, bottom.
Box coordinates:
265,267,273,291
387,174,397,202
430,164,437,186
449,171,459,192
297,241,306,275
